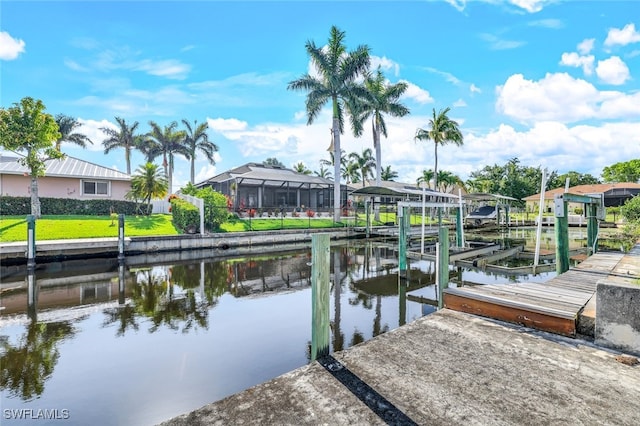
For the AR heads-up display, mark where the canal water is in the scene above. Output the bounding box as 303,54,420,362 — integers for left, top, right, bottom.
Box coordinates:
0,228,590,425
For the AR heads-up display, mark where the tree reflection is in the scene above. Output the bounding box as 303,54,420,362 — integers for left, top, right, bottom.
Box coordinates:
103,262,229,336
0,321,75,401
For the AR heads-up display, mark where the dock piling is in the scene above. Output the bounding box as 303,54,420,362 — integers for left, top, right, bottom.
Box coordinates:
26,214,36,269
311,234,330,360
118,214,125,261
437,227,450,309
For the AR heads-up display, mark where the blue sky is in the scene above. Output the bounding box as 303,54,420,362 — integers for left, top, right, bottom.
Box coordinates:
1,0,639,189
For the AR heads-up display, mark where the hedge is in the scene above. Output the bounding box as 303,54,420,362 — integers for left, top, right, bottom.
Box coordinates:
170,198,200,233
0,196,148,216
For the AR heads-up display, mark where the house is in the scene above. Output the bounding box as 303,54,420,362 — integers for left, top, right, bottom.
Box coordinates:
523,183,640,213
195,162,347,214
0,154,131,201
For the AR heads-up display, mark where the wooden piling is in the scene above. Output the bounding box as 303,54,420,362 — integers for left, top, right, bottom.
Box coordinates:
455,209,463,248
437,227,450,309
26,214,36,269
398,276,407,327
555,200,570,274
398,206,408,279
311,234,330,360
118,214,125,260
587,204,598,254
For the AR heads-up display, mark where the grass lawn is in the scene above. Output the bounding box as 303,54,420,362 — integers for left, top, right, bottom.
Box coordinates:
0,212,442,242
0,214,179,242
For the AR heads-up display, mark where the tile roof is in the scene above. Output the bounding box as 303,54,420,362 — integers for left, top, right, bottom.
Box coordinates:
0,155,131,181
523,183,640,201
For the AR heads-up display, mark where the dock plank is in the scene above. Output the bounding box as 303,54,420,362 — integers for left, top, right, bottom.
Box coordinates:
443,251,625,337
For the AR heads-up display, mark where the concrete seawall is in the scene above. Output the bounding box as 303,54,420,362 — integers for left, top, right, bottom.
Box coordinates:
0,228,355,265
160,309,640,425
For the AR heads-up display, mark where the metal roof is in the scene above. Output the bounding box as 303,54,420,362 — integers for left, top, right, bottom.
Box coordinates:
463,192,519,201
0,155,131,181
199,163,336,188
351,185,460,199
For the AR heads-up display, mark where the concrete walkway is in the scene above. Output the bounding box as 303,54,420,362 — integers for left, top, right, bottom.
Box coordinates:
159,309,640,426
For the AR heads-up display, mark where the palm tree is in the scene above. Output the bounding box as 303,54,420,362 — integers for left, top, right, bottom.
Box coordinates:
54,114,93,150
380,165,398,181
417,169,434,189
315,164,333,179
287,25,370,221
414,107,464,192
101,117,140,175
182,119,218,185
147,121,188,195
343,160,361,185
349,148,376,188
126,162,169,215
293,162,312,175
437,170,464,193
353,67,409,188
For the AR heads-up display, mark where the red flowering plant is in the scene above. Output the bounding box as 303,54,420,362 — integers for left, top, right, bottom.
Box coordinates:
306,209,315,217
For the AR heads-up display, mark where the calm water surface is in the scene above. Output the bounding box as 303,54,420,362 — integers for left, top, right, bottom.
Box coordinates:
0,230,578,425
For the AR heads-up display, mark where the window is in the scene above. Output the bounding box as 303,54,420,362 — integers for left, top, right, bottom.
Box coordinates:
83,180,109,196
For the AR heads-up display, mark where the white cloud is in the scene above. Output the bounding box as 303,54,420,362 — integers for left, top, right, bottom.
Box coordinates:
208,118,249,132
528,19,563,29
509,0,549,13
371,55,400,77
194,163,218,184
453,99,468,107
480,33,526,50
401,81,434,104
443,0,552,13
559,52,594,76
577,38,595,55
426,67,461,85
496,72,640,123
64,58,90,72
73,86,194,117
74,119,113,151
444,0,466,12
0,31,26,60
470,83,482,94
452,121,640,180
134,59,191,80
496,73,598,123
604,23,640,47
596,56,630,85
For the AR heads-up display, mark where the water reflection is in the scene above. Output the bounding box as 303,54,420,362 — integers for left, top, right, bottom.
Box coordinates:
0,320,76,401
0,235,566,425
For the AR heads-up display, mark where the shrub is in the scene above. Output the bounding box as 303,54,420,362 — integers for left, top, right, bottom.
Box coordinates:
574,207,583,215
621,196,640,222
0,196,144,216
306,209,315,217
170,198,200,233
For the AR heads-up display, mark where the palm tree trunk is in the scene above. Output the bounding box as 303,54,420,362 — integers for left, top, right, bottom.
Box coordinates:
332,117,341,222
168,154,174,195
190,158,195,185
434,142,441,224
125,146,131,175
434,142,439,192
374,124,381,222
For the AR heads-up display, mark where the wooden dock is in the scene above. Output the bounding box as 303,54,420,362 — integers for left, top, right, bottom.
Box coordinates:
443,251,625,337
